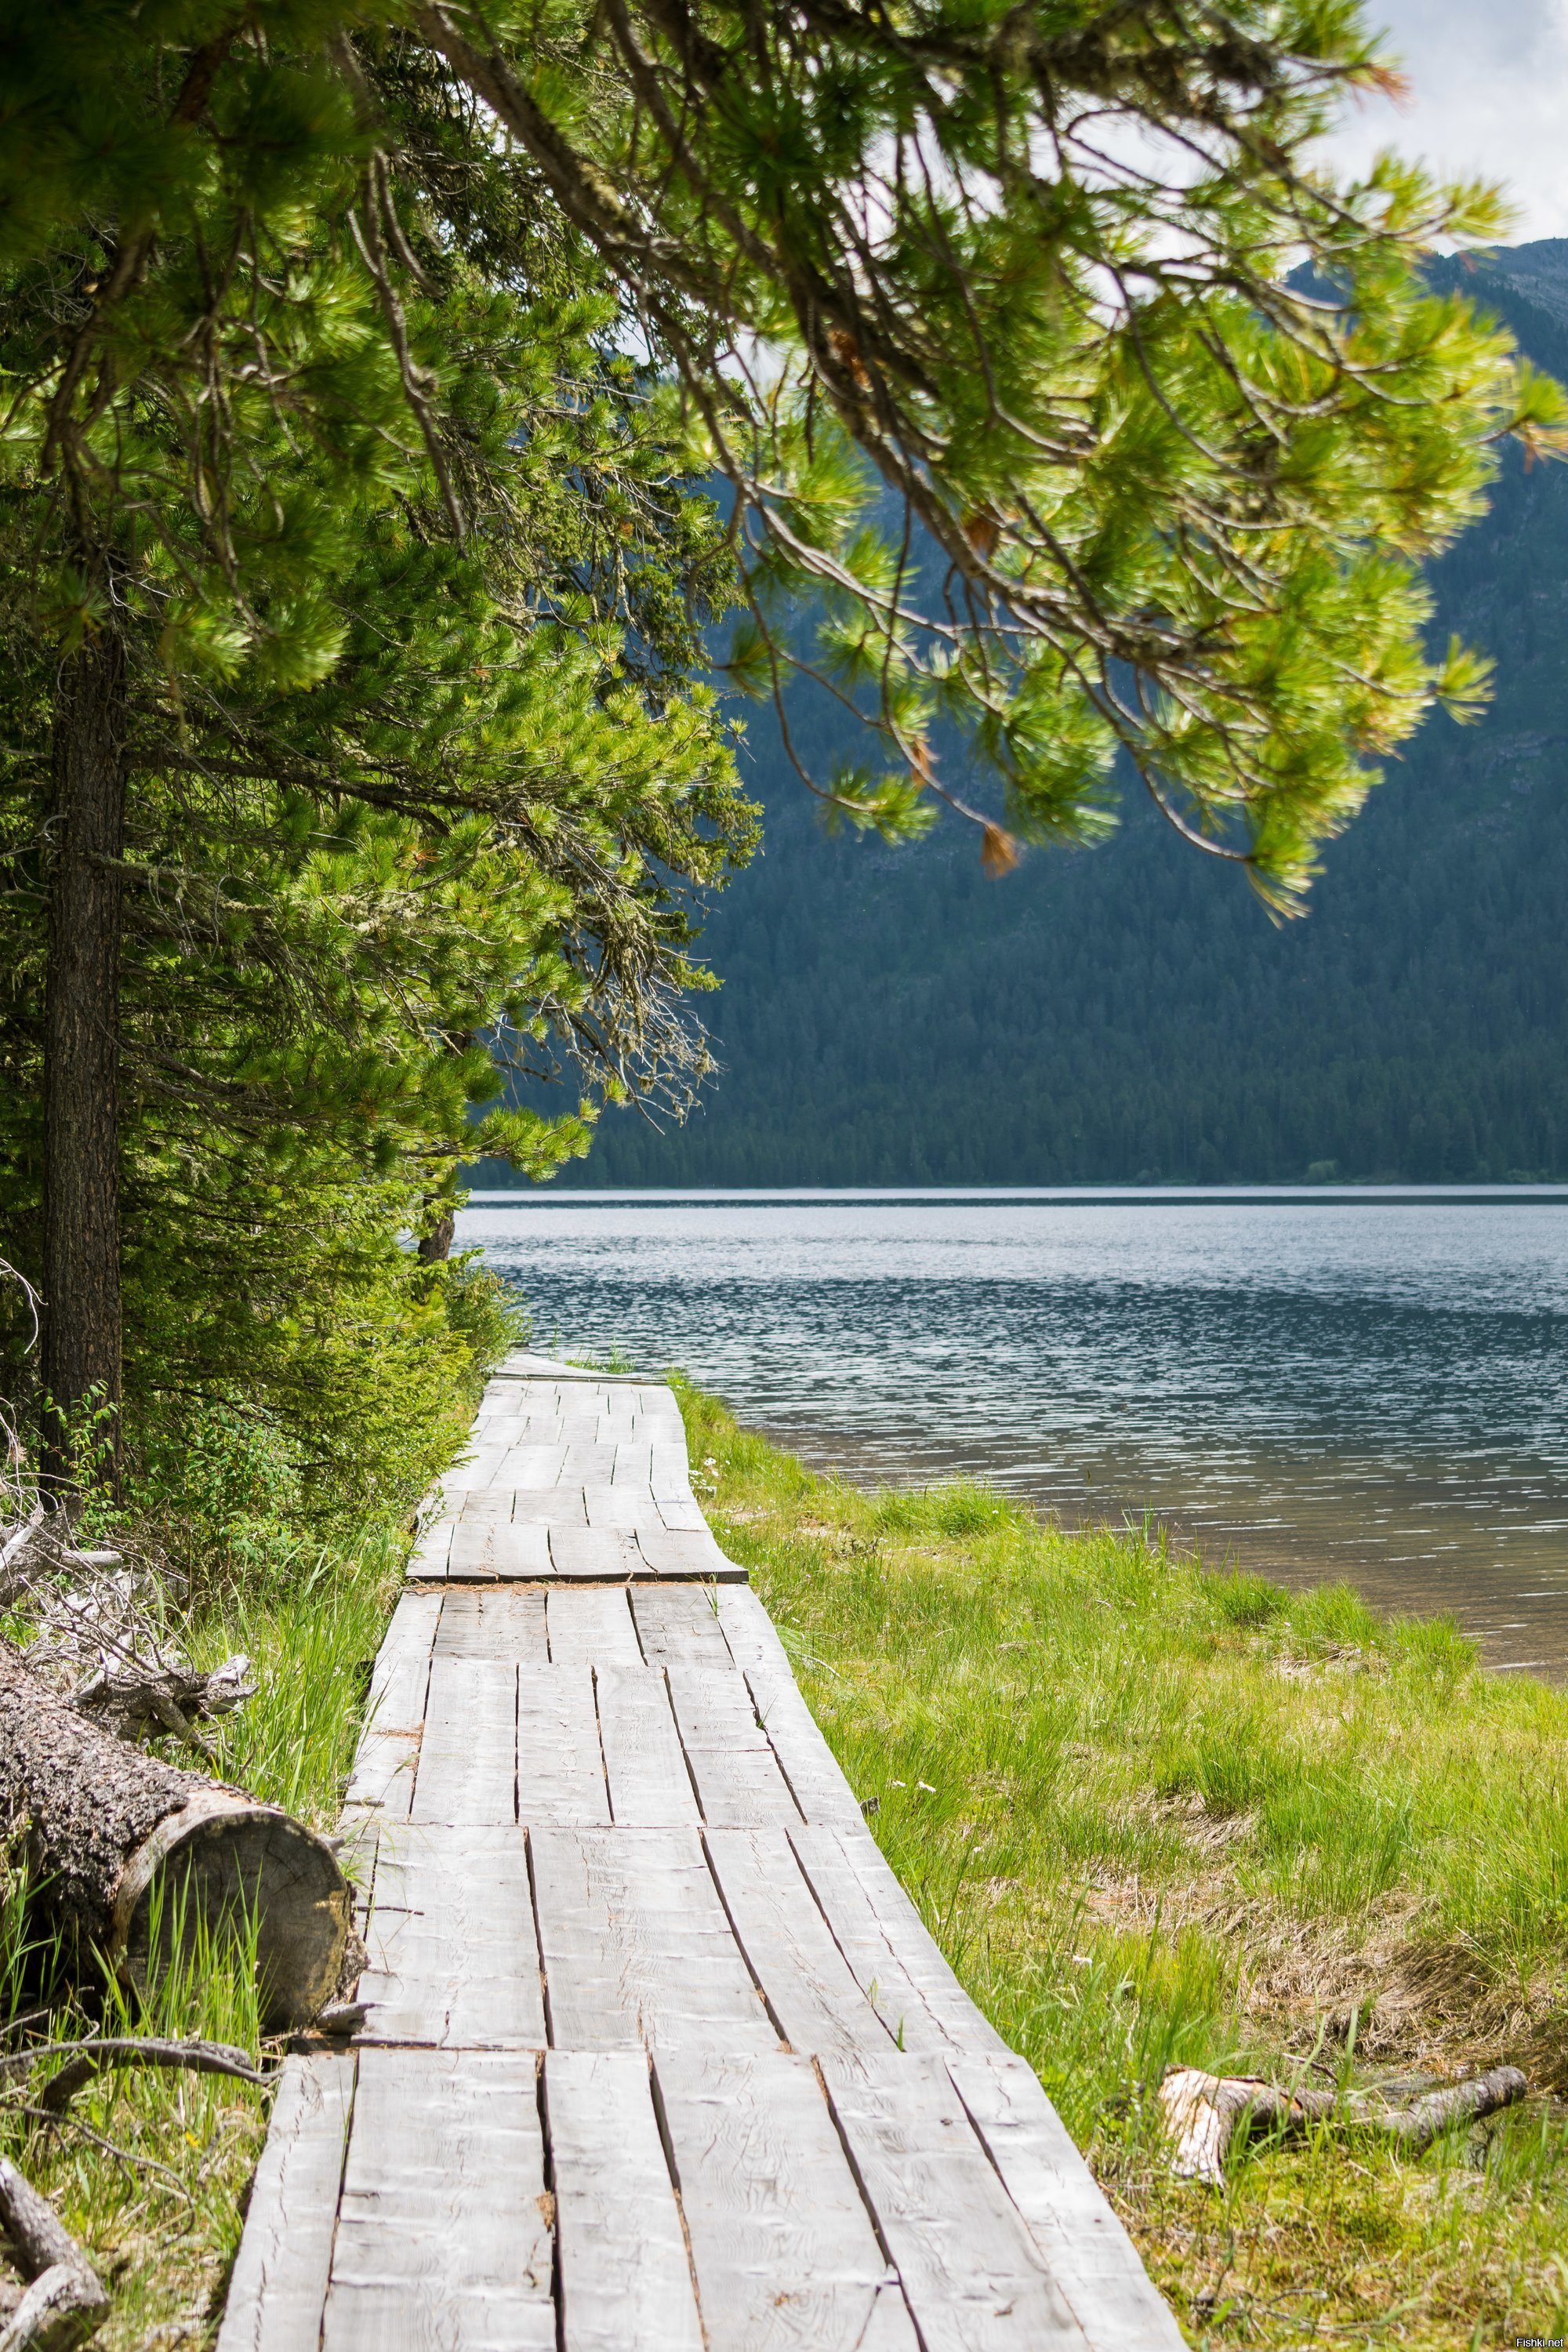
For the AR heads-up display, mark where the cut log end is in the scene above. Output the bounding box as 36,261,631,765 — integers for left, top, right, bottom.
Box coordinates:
111,1789,350,2033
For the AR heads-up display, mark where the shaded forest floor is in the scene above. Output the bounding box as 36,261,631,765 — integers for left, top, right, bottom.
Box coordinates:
677,1378,1568,2349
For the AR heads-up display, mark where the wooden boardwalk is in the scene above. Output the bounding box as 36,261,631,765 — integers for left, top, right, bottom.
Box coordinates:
219,1353,1182,2350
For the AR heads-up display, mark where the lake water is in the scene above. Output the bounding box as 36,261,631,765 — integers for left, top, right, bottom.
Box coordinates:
459,1189,1568,1679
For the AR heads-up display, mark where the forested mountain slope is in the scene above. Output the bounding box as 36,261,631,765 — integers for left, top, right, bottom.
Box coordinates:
521,242,1568,1188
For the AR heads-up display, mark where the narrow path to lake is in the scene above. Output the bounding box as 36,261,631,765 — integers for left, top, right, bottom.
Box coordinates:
461,1189,1568,1680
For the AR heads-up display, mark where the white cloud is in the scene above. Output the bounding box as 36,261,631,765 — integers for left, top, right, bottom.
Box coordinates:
1321,1,1568,244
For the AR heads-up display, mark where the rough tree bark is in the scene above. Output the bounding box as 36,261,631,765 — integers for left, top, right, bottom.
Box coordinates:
42,622,128,1488
0,1643,349,2031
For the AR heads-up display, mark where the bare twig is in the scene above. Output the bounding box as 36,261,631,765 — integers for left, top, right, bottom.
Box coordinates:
0,2154,110,2350
1160,2063,1528,2183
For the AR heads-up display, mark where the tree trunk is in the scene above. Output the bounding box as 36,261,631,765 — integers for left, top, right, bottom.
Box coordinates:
0,1642,349,2031
42,625,128,1486
416,1203,457,1264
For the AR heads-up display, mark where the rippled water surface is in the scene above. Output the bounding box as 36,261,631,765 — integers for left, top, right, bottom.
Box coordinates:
459,1189,1568,1678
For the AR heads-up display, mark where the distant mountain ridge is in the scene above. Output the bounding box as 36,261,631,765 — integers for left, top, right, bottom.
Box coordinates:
487,241,1568,1189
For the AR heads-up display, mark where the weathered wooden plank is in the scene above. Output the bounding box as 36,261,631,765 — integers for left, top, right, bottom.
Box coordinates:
821,2053,1088,2350
947,2055,1185,2352
409,1657,516,1825
666,1664,804,1828
654,2050,916,2350
324,2046,554,2352
789,1824,1011,2056
713,1586,789,1671
610,1442,654,1488
630,1584,735,1667
545,1584,642,1667
785,1827,960,2056
452,1490,518,1523
656,1497,710,1533
545,2050,703,2352
531,1827,778,2052
490,1443,569,1488
594,1667,699,1828
636,1528,737,1580
703,1828,895,2056
745,1668,866,1835
512,1490,590,1529
556,1426,614,1457
648,1443,693,1503
435,1587,550,1661
581,1483,659,1532
548,1528,641,1580
448,1519,553,1581
342,1592,439,1817
517,1666,610,1825
359,1825,546,2047
440,1444,510,1494
406,1519,454,1579
216,2053,354,2352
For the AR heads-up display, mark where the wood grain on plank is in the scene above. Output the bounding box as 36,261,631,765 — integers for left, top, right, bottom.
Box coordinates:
648,1443,693,1503
666,1664,804,1828
406,1519,454,1578
545,1584,642,1668
821,2053,1089,2350
548,1529,641,1580
946,2054,1185,2351
791,1824,1011,2055
439,1445,509,1494
435,1587,549,1662
581,1483,659,1532
531,1827,778,2053
744,1668,866,1834
512,1490,590,1529
409,1657,516,1825
490,1444,569,1489
359,1825,546,2048
610,1443,654,1488
448,1520,553,1581
324,2046,554,2352
654,2049,916,2351
342,1592,439,1817
546,2050,702,2352
516,1666,610,1825
631,1585,735,1666
594,1667,699,1827
703,1828,896,2056
216,2052,354,2352
656,1498,710,1533
785,1826,958,2055
636,1528,737,1580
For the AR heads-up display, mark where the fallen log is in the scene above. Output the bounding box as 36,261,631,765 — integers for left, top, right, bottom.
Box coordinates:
1160,2063,1528,2183
0,1642,347,2031
0,2154,108,2352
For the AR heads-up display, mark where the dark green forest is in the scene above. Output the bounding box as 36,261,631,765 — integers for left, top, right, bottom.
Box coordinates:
483,245,1568,1190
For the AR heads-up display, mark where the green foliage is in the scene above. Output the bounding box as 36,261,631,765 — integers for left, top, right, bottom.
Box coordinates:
552,245,1568,1193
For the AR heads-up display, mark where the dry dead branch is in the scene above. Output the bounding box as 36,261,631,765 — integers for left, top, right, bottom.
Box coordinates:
0,2154,109,2351
1160,2062,1528,2183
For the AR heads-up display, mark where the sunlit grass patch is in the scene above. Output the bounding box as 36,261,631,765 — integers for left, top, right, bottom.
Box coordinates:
675,1375,1568,2348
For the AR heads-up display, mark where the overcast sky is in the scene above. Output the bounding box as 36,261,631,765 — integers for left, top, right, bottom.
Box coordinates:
1323,2,1568,244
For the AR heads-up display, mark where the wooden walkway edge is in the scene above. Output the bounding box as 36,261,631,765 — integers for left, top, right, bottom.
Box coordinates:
218,1352,1183,2350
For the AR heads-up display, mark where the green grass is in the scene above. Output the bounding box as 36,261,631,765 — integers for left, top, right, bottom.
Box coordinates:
0,1520,405,2350
677,1377,1568,2350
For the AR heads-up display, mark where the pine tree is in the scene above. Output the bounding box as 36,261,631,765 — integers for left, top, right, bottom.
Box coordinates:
0,0,1563,1465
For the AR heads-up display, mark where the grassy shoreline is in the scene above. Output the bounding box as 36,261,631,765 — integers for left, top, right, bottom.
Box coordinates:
675,1378,1568,2350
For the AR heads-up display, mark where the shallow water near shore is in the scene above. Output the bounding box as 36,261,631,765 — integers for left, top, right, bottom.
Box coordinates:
459,1187,1568,1679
